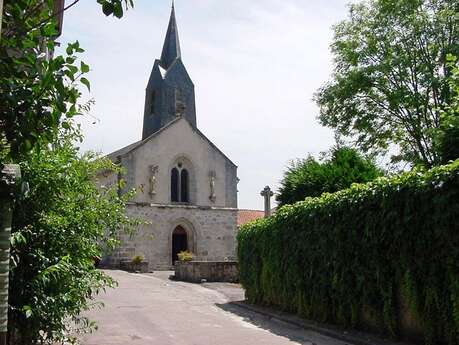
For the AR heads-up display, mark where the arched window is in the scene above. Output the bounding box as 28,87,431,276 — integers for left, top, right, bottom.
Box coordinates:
170,162,191,203
171,168,179,202
181,169,189,202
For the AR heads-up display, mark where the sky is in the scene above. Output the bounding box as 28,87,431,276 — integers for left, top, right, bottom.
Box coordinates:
59,0,351,210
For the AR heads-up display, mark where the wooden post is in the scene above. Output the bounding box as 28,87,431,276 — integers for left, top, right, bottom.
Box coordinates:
0,165,20,345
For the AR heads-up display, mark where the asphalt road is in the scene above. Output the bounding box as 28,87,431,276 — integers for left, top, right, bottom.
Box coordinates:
80,270,351,345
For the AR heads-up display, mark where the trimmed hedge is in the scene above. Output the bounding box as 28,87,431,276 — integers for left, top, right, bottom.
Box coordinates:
237,160,459,345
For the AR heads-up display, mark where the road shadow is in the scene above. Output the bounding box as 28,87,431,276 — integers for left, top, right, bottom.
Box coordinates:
215,301,322,345
215,301,414,345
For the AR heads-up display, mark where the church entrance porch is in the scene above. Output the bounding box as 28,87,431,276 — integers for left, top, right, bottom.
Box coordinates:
172,225,188,264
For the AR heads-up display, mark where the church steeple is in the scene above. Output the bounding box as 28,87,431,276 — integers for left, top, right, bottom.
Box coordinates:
160,3,181,69
142,4,196,140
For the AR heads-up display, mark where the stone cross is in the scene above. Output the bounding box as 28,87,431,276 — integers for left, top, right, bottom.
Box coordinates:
260,186,274,218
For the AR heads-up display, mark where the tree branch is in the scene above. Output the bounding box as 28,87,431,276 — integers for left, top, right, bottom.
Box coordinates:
29,0,81,34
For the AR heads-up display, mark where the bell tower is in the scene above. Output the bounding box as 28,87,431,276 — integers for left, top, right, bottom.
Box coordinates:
142,4,196,139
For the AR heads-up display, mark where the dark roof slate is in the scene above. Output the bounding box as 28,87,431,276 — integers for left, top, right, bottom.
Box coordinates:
160,4,181,69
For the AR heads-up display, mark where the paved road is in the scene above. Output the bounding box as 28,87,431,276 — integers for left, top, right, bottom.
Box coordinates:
80,270,351,345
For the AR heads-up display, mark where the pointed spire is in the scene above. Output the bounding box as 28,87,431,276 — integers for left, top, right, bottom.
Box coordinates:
160,2,181,69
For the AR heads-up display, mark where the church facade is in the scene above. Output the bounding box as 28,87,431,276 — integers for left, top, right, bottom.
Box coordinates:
99,6,239,270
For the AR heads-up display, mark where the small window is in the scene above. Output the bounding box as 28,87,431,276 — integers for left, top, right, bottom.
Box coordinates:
181,169,189,202
150,90,156,115
171,168,179,202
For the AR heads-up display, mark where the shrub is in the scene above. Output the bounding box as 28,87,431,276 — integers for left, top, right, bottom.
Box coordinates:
238,160,459,345
9,139,139,344
177,251,193,262
277,147,382,207
131,255,144,265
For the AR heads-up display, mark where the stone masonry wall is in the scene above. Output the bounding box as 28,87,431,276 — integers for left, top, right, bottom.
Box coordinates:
174,261,238,283
105,203,238,270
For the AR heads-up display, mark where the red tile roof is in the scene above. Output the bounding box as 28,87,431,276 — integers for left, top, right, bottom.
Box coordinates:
237,209,265,227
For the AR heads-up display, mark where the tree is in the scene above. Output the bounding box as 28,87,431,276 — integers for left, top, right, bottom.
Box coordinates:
436,55,459,163
276,147,382,206
0,0,134,162
314,0,458,167
8,135,139,344
0,1,139,343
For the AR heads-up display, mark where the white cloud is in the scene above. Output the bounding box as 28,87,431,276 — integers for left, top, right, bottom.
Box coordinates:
59,0,350,209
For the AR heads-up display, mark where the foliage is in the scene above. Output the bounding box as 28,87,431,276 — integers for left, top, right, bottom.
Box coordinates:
314,0,459,167
277,146,382,206
436,55,459,164
177,251,194,262
238,160,459,345
0,0,133,163
1,0,139,343
97,0,134,18
131,255,144,265
8,135,139,345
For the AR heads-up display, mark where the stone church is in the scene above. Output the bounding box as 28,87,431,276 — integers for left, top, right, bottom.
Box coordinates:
99,5,239,270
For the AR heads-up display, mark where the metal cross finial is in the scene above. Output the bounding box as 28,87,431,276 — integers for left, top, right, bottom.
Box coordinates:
172,0,175,9
260,186,274,218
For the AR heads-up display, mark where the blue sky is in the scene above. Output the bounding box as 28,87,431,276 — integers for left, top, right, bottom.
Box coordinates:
59,0,351,210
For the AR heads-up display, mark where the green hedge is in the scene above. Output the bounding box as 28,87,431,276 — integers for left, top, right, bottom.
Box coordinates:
237,160,459,345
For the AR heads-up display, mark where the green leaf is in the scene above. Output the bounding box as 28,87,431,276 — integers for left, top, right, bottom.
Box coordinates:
67,65,79,76
80,77,91,92
102,2,114,16
24,139,32,151
113,2,123,18
23,306,33,319
66,45,73,55
80,61,90,73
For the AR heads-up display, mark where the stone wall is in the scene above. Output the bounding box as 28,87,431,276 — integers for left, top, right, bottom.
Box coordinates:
174,261,238,283
104,203,238,270
104,118,238,209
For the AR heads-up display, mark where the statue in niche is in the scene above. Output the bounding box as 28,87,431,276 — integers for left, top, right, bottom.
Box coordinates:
149,165,159,196
209,171,216,202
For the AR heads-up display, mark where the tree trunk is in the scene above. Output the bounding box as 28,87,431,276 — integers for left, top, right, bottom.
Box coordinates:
0,165,20,345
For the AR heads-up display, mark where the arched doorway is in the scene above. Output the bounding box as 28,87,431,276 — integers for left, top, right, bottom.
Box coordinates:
172,225,188,264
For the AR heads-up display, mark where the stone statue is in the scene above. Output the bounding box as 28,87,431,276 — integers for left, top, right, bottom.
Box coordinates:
149,165,159,196
209,171,216,202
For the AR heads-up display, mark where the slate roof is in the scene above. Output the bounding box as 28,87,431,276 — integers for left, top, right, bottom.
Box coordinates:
160,4,181,69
